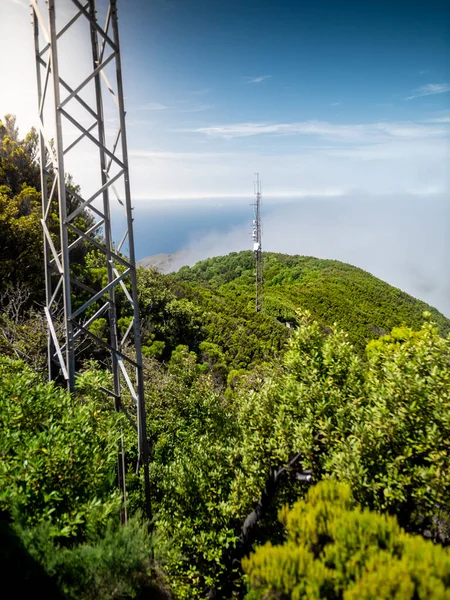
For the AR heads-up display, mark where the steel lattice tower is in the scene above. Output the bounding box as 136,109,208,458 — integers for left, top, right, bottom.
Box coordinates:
30,0,150,518
252,173,263,312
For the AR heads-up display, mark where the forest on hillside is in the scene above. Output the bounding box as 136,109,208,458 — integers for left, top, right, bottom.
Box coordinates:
2,116,450,599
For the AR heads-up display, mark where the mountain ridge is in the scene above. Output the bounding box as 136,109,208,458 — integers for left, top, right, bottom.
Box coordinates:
169,250,450,354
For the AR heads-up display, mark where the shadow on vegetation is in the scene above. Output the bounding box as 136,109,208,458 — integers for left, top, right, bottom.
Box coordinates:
0,509,63,599
0,508,171,600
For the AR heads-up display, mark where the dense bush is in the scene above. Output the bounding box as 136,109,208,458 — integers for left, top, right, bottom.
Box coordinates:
0,115,96,308
335,320,450,539
143,312,450,597
142,348,238,598
15,515,163,600
138,265,288,375
175,251,450,354
0,357,122,540
235,312,450,538
0,357,167,598
243,480,450,600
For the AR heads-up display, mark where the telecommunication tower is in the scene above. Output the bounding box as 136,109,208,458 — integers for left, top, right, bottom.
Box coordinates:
252,173,263,312
30,0,150,518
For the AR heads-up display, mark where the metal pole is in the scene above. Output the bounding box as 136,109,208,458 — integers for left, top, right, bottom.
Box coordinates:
110,0,151,519
48,0,76,390
88,0,127,522
32,8,56,382
253,173,263,313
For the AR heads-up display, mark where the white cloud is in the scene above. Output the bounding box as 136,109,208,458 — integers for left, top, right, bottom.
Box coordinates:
179,104,213,113
424,116,450,123
244,75,271,84
127,134,448,202
406,83,450,100
139,102,170,110
329,102,341,106
129,149,235,161
185,119,449,142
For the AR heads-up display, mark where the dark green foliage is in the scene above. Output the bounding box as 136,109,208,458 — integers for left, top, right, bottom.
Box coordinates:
142,349,238,597
144,313,450,597
138,264,289,378
0,356,122,540
16,516,165,600
0,512,63,600
176,250,257,286
0,356,168,598
138,267,204,359
236,312,450,540
0,172,44,298
0,115,40,195
175,251,450,353
334,322,450,539
0,116,136,374
0,116,97,307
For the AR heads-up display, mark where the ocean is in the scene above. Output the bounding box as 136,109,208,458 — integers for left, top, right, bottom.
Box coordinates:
112,199,255,260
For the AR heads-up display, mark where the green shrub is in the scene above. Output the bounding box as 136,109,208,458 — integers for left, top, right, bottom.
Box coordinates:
0,356,169,598
174,251,450,356
15,514,167,600
235,314,450,539
145,315,450,597
334,320,450,537
243,481,450,600
0,356,121,541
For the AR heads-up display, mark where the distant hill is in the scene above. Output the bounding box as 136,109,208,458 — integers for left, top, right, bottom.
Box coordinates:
173,251,450,353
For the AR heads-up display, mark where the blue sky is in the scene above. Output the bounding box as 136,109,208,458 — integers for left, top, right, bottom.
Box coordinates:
116,0,450,199
120,0,450,137
1,0,449,200
121,0,450,122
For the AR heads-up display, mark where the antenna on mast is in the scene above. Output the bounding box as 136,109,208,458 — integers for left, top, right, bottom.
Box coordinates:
252,173,263,312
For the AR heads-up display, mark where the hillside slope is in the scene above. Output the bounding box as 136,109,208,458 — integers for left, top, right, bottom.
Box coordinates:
173,251,450,353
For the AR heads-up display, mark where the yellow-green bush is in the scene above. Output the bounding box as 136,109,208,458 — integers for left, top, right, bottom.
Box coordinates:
243,481,450,599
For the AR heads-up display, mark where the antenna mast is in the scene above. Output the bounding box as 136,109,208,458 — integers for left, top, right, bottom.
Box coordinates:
252,173,263,312
31,0,150,520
